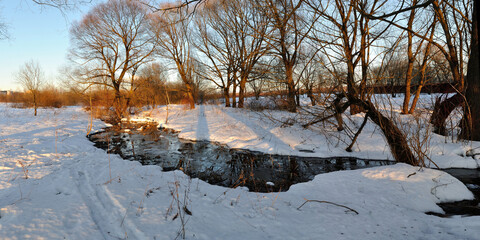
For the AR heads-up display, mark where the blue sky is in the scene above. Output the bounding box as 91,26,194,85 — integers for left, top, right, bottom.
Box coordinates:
0,1,94,90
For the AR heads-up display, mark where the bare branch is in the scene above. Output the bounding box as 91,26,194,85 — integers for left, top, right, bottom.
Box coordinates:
297,199,359,215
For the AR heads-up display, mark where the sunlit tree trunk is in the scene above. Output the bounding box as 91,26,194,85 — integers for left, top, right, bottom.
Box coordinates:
224,86,231,107
402,2,417,114
232,77,237,108
409,20,436,114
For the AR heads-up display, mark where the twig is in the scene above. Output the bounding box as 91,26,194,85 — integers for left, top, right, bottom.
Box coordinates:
346,113,369,152
297,199,359,215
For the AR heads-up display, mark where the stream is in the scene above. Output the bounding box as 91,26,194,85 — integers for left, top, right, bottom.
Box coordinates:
88,121,480,216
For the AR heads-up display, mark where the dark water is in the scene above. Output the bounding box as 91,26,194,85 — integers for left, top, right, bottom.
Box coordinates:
88,122,480,216
433,168,480,217
88,122,392,192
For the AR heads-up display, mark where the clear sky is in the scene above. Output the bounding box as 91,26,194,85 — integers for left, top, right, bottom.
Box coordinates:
0,1,94,91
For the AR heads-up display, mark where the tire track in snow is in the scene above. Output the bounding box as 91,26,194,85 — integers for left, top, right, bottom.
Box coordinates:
71,167,148,240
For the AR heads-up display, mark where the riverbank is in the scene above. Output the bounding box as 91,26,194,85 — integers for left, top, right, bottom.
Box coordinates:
137,98,480,169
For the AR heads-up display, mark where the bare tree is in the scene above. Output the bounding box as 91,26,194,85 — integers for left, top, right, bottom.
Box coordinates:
195,0,269,109
248,61,271,101
298,51,323,106
151,6,196,109
135,62,168,109
231,0,270,108
69,0,157,120
307,0,418,165
361,0,472,136
400,0,434,114
16,60,44,116
193,1,239,107
257,0,317,112
426,0,470,135
408,24,436,114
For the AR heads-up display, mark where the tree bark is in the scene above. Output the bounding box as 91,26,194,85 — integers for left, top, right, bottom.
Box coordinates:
402,0,417,114
409,22,435,114
307,89,316,106
33,91,37,116
409,84,423,114
224,87,231,107
232,77,237,108
461,0,480,140
286,64,297,112
238,75,247,108
430,93,463,135
113,91,125,122
184,81,196,109
353,98,418,166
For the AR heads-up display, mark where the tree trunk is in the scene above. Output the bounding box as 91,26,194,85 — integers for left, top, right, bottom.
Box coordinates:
402,0,417,114
402,64,413,114
113,90,125,122
184,82,196,109
408,84,423,114
352,98,418,165
430,93,463,135
307,89,316,106
346,59,363,115
409,23,435,114
285,65,297,112
238,75,247,108
365,101,417,165
232,78,237,108
461,0,480,140
224,87,231,107
333,93,345,131
33,92,37,116
255,90,260,100
409,52,430,114
287,81,296,112
402,38,414,114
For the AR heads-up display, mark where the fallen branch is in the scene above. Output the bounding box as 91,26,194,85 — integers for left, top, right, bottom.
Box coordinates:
297,199,359,215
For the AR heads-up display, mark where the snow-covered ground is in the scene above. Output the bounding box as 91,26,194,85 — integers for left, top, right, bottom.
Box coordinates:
1,101,480,239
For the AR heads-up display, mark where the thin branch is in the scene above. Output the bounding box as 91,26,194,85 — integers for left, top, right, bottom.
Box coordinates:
297,199,359,215
144,0,205,12
357,0,434,20
345,112,369,152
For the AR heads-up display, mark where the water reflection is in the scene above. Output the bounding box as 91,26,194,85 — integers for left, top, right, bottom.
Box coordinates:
88,122,393,192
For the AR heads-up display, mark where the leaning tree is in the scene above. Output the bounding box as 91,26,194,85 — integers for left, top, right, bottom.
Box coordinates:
361,0,479,140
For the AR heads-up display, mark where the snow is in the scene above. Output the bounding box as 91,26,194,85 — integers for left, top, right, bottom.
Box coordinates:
1,102,480,239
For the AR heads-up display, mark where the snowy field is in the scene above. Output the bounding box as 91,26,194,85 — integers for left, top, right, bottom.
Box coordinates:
1,101,480,239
